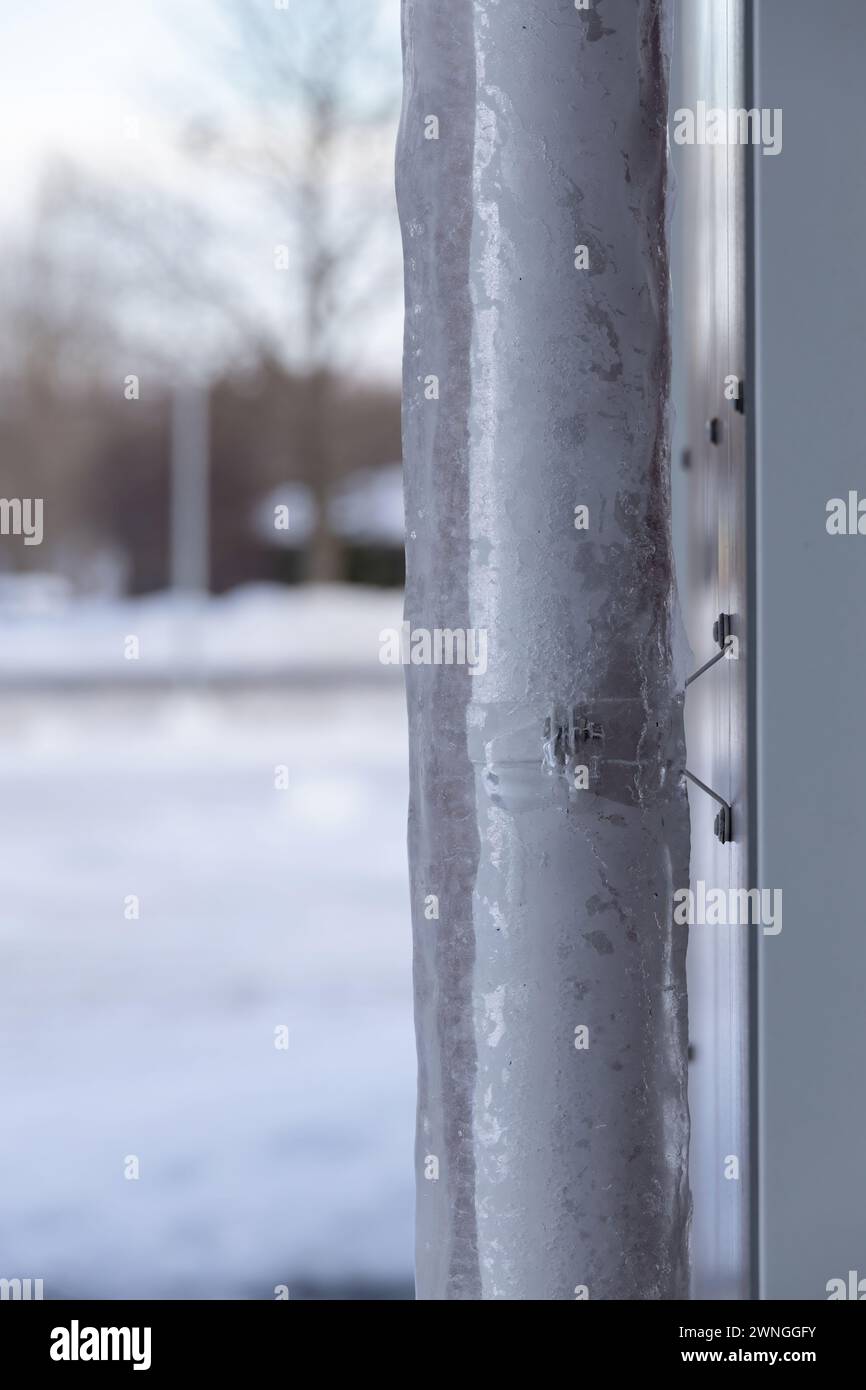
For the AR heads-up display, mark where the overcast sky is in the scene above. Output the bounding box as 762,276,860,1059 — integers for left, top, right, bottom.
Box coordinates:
0,1,197,201
0,0,404,381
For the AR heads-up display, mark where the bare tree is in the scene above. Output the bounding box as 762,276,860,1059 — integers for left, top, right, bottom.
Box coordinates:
192,0,402,581
0,171,126,580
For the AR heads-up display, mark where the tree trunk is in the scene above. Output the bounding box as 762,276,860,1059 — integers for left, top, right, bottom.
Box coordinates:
303,369,344,584
397,0,690,1300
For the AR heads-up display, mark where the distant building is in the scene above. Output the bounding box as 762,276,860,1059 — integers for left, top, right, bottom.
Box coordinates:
254,465,405,587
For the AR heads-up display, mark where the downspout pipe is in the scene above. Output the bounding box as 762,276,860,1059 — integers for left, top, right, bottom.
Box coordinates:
397,0,690,1300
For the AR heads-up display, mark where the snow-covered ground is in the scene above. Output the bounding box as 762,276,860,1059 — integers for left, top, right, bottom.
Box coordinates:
0,583,405,684
0,589,415,1299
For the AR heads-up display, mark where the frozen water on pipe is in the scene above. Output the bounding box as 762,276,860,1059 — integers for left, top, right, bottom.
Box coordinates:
397,0,690,1300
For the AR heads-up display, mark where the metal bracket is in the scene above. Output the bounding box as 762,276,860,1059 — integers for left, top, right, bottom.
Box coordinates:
684,769,732,845
684,613,735,843
685,612,734,688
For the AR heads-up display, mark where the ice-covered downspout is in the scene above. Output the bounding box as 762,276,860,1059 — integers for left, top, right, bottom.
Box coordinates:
397,0,690,1300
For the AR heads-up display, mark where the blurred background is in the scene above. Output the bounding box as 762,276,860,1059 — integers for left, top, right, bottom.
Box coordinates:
0,0,414,1298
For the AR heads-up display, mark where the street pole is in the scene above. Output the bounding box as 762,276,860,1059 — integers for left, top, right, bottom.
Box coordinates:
170,385,210,597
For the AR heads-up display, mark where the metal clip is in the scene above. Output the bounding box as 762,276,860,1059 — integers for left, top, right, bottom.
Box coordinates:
684,769,732,845
686,613,734,688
